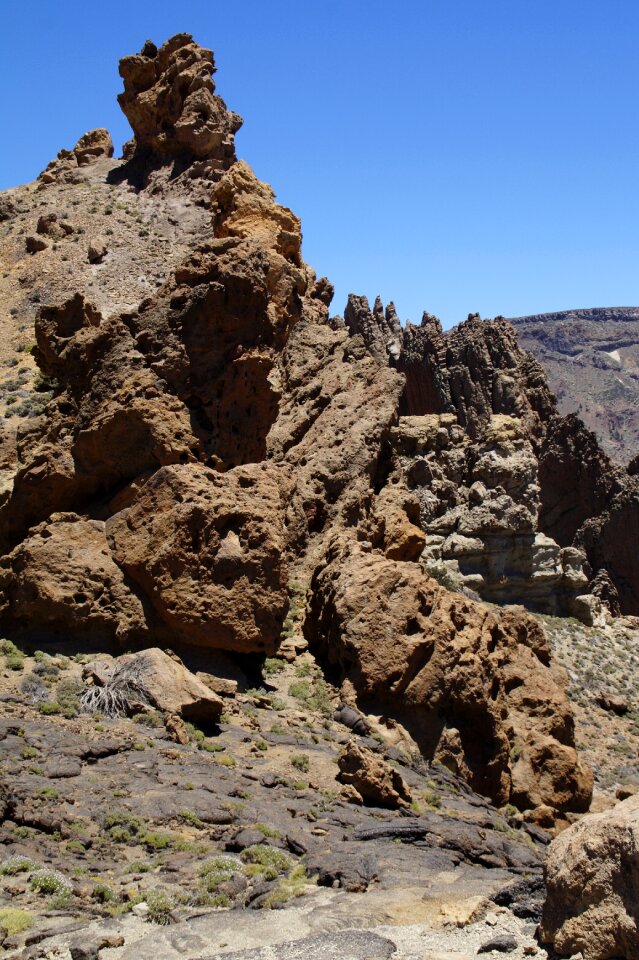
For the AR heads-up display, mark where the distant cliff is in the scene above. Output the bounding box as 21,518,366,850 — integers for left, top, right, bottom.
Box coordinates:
509,308,639,464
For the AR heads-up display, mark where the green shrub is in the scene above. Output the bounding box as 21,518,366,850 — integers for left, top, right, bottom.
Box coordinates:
216,753,236,767
1,639,21,656
104,811,143,843
240,845,291,881
132,710,163,728
145,889,175,924
30,869,71,896
39,786,59,799
92,883,116,903
288,678,331,717
263,865,310,908
254,823,281,838
178,809,202,827
141,831,172,851
263,658,285,676
0,856,37,875
55,678,82,717
126,861,152,873
38,701,61,716
0,908,34,936
6,654,25,671
65,839,86,853
290,753,310,773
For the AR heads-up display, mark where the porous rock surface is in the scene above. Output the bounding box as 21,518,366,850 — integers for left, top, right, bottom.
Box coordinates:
118,34,242,175
307,539,592,811
337,740,413,808
540,793,639,960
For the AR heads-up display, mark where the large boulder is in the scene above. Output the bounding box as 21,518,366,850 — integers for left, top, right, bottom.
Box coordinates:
337,740,412,808
106,462,288,654
0,514,148,645
103,647,223,721
540,794,639,959
306,538,592,815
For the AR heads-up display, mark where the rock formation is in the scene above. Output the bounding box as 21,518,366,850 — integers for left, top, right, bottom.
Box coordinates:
306,539,592,812
337,740,413,808
339,295,639,618
39,129,114,186
540,793,639,959
5,30,636,823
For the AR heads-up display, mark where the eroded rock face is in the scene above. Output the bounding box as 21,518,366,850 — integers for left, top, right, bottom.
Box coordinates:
337,740,413,808
0,515,148,645
306,539,592,815
540,793,639,960
576,482,639,618
344,295,638,617
395,412,590,616
348,299,555,442
106,463,288,654
118,34,242,176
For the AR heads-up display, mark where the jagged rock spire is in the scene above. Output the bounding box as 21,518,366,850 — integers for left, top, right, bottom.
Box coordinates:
118,33,242,170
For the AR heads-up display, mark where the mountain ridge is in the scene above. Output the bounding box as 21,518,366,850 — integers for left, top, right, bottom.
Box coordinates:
508,306,639,463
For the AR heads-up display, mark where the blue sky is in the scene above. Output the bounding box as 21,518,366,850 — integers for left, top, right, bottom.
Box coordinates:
2,0,638,327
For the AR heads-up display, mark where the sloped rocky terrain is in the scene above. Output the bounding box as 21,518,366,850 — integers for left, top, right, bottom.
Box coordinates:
1,31,639,960
509,308,639,464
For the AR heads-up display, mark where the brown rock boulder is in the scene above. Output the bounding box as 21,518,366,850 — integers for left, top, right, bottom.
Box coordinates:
540,794,639,960
371,480,426,562
25,234,48,253
118,34,242,167
87,237,108,263
0,514,148,645
73,128,114,165
106,648,223,721
38,129,114,185
337,740,412,808
306,539,591,814
106,462,288,654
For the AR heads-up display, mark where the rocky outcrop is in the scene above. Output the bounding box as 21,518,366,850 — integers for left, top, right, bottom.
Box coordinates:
341,295,638,617
0,515,148,645
39,129,114,185
540,793,639,959
306,539,592,815
337,740,413,808
394,412,591,617
577,481,639,617
538,413,623,547
115,34,242,196
106,462,288,654
119,34,242,164
0,33,606,821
